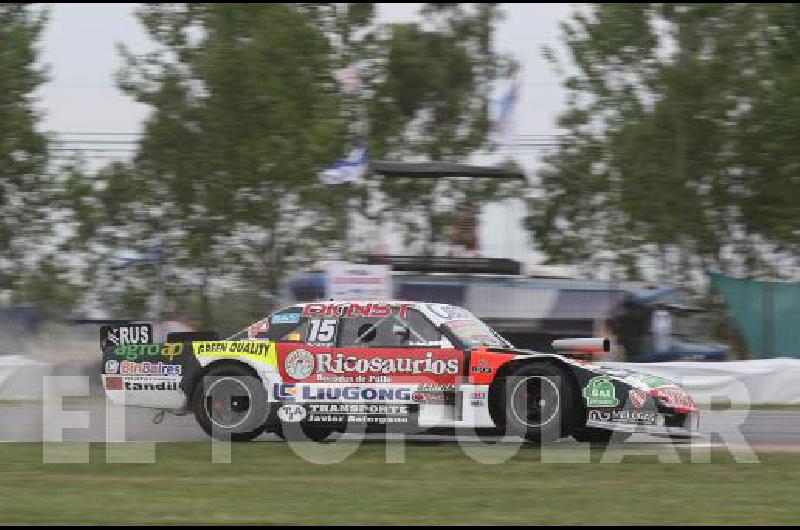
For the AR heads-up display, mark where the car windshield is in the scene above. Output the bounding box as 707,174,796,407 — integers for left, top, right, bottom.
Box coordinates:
443,317,510,349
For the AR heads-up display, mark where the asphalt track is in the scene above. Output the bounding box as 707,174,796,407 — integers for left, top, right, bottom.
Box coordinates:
1,401,799,452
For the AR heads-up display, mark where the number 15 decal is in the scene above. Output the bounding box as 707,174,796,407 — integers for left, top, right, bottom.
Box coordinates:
307,319,337,343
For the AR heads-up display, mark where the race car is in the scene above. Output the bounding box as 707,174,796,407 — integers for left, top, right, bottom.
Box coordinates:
100,301,698,443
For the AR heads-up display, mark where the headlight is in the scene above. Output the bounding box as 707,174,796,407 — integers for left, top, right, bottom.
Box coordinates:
649,385,696,413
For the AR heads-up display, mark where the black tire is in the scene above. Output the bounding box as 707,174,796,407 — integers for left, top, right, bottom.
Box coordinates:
572,428,631,446
494,362,576,444
192,364,269,442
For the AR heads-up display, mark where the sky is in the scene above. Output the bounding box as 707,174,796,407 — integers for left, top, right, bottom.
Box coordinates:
36,3,578,263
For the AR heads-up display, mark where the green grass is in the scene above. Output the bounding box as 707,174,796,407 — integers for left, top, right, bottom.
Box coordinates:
0,443,799,524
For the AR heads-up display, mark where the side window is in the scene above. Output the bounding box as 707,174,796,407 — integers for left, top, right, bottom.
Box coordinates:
405,309,441,344
339,317,383,347
338,309,442,348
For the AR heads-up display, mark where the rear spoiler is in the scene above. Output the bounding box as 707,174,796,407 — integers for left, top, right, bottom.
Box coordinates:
551,338,610,356
166,331,219,342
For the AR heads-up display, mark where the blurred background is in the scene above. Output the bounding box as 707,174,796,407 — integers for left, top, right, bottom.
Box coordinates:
1,3,799,376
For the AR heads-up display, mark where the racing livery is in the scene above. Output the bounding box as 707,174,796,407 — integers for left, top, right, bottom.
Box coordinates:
100,302,698,442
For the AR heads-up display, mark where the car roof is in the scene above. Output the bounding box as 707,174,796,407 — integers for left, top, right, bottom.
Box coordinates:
289,300,428,308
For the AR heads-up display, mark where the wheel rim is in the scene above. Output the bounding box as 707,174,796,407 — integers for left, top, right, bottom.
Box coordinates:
204,377,253,430
509,376,561,428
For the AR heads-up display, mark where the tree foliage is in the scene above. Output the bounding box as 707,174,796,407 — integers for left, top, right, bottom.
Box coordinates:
528,3,800,281
98,3,515,324
365,3,520,252
0,5,49,295
111,3,352,324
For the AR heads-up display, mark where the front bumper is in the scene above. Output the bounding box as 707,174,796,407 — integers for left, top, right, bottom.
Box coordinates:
587,410,700,439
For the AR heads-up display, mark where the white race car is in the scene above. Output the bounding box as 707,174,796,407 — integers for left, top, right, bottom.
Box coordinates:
101,301,698,442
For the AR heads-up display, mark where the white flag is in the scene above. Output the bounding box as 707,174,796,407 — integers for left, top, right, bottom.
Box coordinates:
333,61,366,94
319,145,368,185
492,76,520,144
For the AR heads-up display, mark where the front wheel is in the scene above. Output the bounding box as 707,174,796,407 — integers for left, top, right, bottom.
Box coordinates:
494,363,576,444
192,364,269,442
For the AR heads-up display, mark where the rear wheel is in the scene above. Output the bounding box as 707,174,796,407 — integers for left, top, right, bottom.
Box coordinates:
494,363,576,443
192,364,268,442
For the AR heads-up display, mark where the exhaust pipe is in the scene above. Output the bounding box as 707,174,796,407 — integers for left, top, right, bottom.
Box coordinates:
551,337,610,354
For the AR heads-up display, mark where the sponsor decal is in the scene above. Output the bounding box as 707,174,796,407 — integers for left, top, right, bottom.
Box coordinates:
120,361,182,376
278,345,463,384
316,352,459,377
588,409,658,426
650,385,696,413
411,383,460,405
104,359,120,374
306,319,337,344
101,324,152,348
279,402,417,425
271,312,301,325
583,376,620,408
195,341,271,356
162,343,183,361
412,390,458,405
469,351,515,385
302,386,413,401
622,372,674,390
273,383,414,402
113,342,183,362
301,302,411,319
285,349,315,380
194,341,277,367
305,403,417,425
122,378,180,391
274,383,298,401
628,389,647,409
247,318,270,338
105,376,123,390
471,358,492,374
105,375,181,392
425,304,472,321
418,383,459,392
278,404,307,423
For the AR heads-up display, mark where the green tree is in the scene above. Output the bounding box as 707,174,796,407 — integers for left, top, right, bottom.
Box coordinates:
528,4,800,281
116,3,350,326
365,3,520,254
56,160,158,319
111,3,518,327
0,5,49,299
287,4,519,255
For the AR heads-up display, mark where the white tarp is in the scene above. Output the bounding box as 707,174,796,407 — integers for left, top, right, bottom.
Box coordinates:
467,285,558,320
0,355,53,400
606,358,800,404
325,262,392,301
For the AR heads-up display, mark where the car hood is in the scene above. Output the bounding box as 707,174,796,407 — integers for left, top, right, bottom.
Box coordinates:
488,347,681,390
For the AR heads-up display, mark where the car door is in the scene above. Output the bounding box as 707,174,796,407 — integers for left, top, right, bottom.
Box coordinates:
332,308,465,425
273,306,465,427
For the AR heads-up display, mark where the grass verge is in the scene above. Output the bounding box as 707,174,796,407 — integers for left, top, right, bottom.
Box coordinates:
0,442,798,524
